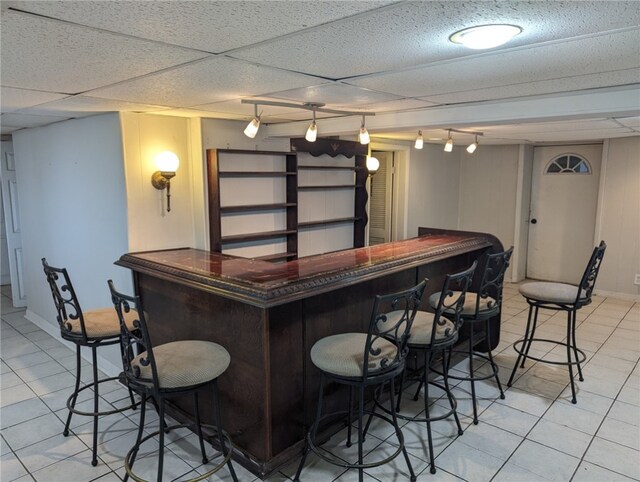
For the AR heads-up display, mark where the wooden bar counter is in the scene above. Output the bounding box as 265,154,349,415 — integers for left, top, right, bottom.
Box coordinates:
116,230,500,477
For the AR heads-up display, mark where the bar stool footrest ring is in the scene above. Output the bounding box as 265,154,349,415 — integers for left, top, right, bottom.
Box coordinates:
431,350,500,382
376,379,458,423
512,339,586,365
66,375,138,417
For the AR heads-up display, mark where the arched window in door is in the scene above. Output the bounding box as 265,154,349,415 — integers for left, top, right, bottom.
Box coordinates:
545,154,591,174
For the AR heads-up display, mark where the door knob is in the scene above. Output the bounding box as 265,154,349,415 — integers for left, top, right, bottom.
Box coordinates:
531,218,537,224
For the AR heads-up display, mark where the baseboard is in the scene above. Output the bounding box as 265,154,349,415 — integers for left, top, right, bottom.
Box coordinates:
24,309,122,377
594,290,640,302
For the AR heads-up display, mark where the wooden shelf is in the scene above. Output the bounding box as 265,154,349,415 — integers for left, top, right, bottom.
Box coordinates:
298,165,359,171
299,217,362,228
220,203,296,214
221,229,297,244
253,252,297,261
219,171,297,178
298,184,363,191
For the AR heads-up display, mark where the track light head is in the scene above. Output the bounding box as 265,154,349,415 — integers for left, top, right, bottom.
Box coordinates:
305,109,318,142
243,105,261,138
444,130,453,152
467,135,478,154
359,116,370,145
414,130,424,149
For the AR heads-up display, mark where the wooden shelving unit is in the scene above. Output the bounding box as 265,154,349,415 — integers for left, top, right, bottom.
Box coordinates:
298,217,362,228
298,184,360,191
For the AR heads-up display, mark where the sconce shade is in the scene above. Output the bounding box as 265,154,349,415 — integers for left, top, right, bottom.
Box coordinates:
305,121,317,142
366,156,380,174
155,151,179,172
244,117,260,138
467,141,478,153
414,130,424,149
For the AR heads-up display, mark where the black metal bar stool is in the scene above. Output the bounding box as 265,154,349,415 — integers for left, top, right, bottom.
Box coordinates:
507,241,606,404
42,259,138,467
380,262,477,474
293,280,427,482
428,248,513,424
109,281,238,482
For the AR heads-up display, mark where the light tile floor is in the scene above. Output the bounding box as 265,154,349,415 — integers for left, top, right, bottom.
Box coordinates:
1,283,639,481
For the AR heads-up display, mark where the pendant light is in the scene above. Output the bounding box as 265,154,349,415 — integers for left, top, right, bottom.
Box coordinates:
359,116,370,145
243,105,261,138
467,135,478,154
444,130,453,152
414,130,424,149
305,108,317,142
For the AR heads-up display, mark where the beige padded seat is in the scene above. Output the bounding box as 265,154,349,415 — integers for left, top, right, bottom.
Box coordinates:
68,308,138,338
428,291,497,315
384,310,455,345
310,333,397,378
133,340,230,389
519,282,586,304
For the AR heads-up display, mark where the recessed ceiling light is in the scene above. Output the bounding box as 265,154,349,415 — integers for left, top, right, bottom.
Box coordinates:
450,24,522,50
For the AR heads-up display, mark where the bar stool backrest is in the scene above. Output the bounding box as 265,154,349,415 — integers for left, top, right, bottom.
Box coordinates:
42,258,87,344
431,262,477,346
476,247,514,314
576,241,607,307
368,279,427,379
108,281,159,394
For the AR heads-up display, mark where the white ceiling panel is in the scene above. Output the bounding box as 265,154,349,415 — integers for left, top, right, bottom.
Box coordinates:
0,10,208,93
8,1,393,52
481,119,622,135
0,112,70,128
145,108,248,120
193,99,311,118
1,87,69,113
267,83,402,106
88,56,326,107
233,1,640,79
344,98,440,113
615,116,640,128
16,95,172,118
415,70,640,105
348,29,640,97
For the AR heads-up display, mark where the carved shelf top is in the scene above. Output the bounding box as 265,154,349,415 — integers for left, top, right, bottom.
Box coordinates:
117,234,492,308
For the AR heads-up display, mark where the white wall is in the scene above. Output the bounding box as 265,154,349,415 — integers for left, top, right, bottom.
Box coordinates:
512,145,534,281
120,113,196,252
13,114,131,371
596,136,640,298
406,143,461,237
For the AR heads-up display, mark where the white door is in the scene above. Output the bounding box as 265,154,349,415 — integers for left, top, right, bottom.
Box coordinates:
368,151,393,245
0,141,26,307
527,144,602,284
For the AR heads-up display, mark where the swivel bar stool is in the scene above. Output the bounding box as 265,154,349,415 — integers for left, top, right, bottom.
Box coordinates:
507,241,606,404
428,248,513,424
109,281,238,482
294,280,427,482
385,262,476,474
42,259,138,467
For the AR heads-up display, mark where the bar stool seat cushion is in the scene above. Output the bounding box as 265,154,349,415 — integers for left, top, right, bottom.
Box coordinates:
311,333,397,378
68,308,138,339
133,340,230,389
519,282,585,304
428,292,497,316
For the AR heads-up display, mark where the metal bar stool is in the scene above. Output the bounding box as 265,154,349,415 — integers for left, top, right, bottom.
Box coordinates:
42,259,138,467
109,281,238,482
507,241,606,404
293,280,428,482
379,262,477,474
428,248,513,424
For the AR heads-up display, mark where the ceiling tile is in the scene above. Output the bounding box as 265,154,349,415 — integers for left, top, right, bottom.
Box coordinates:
1,87,69,113
267,83,402,106
88,57,326,107
615,116,640,128
344,98,440,112
15,95,172,118
192,99,303,117
8,1,393,52
348,29,640,97
0,10,208,93
232,1,640,78
0,112,70,128
148,108,249,120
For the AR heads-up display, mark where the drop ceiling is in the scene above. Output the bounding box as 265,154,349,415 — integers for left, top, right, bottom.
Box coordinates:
1,1,639,144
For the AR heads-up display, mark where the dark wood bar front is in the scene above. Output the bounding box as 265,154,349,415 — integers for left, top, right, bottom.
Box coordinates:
116,231,499,477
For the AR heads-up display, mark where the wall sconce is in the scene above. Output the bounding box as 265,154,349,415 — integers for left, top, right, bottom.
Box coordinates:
151,151,179,212
366,156,380,176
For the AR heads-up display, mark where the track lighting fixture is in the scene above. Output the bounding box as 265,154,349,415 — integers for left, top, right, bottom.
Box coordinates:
467,135,478,154
444,130,453,152
305,108,318,142
414,130,424,149
359,116,370,145
243,104,261,138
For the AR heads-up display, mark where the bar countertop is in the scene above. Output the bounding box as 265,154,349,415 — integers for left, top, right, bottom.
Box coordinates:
116,233,491,308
